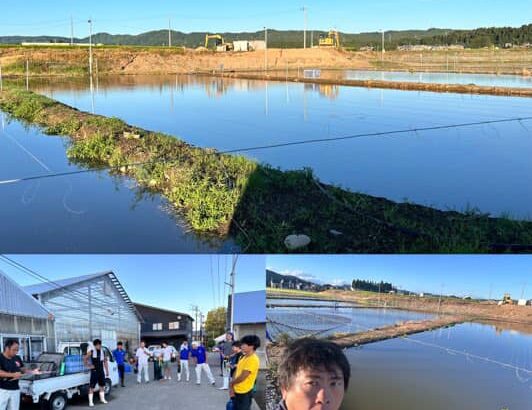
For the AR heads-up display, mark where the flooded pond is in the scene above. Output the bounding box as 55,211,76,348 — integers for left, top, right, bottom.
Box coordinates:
344,322,531,410
332,69,532,88
0,117,235,252
266,303,433,339
22,74,532,219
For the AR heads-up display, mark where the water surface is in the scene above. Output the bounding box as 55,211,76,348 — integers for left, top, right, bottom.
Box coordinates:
344,322,531,410
25,75,532,219
0,117,234,252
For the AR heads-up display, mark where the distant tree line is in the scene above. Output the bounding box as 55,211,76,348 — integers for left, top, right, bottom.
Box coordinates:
2,24,530,49
351,279,396,293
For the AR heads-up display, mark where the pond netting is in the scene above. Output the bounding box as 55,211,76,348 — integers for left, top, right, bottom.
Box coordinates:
267,309,353,339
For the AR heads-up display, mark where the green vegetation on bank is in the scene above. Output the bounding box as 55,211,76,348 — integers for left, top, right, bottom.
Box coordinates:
1,86,532,253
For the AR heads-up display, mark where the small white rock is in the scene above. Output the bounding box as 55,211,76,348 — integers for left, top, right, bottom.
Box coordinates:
284,234,311,250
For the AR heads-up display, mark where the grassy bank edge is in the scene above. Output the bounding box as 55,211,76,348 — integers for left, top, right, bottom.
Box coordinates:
1,86,532,253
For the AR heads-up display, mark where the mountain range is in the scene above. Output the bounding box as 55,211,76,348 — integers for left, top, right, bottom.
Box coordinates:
1,24,530,49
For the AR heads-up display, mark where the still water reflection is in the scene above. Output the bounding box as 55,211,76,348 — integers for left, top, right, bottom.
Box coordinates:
22,74,532,219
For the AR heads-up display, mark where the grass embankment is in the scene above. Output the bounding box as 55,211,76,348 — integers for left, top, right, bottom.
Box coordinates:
2,87,532,253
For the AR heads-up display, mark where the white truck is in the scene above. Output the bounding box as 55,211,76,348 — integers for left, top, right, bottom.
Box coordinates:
19,342,119,410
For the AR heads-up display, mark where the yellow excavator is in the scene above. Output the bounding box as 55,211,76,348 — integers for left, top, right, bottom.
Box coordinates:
205,34,233,51
319,30,341,48
501,293,514,305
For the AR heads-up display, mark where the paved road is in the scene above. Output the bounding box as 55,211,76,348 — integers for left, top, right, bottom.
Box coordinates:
22,353,260,410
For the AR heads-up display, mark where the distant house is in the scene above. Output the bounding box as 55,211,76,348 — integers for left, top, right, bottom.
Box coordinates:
0,271,55,361
24,272,142,352
134,303,193,348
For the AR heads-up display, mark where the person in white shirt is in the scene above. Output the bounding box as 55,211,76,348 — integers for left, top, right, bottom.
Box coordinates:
135,341,150,384
161,341,174,380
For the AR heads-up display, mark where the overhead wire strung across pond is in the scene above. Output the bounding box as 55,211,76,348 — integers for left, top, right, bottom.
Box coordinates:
401,336,532,379
0,115,531,186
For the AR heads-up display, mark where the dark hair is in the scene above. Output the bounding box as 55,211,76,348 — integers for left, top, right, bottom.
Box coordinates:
117,341,123,346
278,338,350,391
233,341,242,348
240,335,261,350
4,339,19,349
162,341,168,346
93,339,102,347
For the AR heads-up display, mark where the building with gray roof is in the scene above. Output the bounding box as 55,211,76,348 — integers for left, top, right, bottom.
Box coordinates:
0,271,55,361
23,271,142,353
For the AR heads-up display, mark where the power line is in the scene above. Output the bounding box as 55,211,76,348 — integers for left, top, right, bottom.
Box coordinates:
1,116,530,186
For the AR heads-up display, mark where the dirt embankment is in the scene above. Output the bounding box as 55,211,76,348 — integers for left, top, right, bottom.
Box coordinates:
317,290,532,324
0,47,370,75
211,71,532,97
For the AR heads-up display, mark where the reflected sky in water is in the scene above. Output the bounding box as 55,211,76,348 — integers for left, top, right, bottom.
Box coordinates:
22,74,532,219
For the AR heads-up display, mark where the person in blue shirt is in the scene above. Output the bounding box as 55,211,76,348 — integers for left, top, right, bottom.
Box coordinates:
112,342,127,387
191,341,215,385
178,340,191,382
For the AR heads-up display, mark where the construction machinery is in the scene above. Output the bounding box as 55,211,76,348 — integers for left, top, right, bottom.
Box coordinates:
205,34,233,52
319,30,340,48
501,293,514,305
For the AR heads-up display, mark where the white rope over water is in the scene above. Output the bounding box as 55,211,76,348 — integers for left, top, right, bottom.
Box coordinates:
402,337,532,377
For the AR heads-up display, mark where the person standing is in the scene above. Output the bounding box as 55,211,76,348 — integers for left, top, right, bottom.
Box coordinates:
153,347,163,381
84,339,109,407
230,335,261,410
135,341,150,384
191,341,215,385
177,340,190,382
161,342,173,380
112,342,127,387
229,342,243,379
219,331,234,383
0,339,38,410
219,332,235,390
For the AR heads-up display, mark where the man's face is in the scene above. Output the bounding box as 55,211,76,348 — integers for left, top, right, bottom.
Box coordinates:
241,343,254,355
282,366,345,410
232,345,241,354
141,342,145,348
4,343,19,358
118,345,123,350
226,333,233,341
95,344,102,351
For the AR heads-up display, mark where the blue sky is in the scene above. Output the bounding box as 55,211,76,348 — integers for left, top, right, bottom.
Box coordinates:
267,255,531,300
0,1,529,36
1,255,265,316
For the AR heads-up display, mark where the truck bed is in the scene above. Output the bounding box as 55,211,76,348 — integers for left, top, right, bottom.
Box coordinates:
19,371,90,399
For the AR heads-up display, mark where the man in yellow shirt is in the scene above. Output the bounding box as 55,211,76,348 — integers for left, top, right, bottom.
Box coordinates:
229,335,261,410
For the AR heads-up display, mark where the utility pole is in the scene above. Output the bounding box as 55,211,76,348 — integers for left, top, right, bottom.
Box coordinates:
190,304,200,339
302,6,308,49
168,18,172,47
225,255,238,332
0,63,3,92
88,19,93,76
437,284,444,316
264,27,268,72
70,15,74,46
199,313,204,344
310,30,313,48
381,29,385,62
